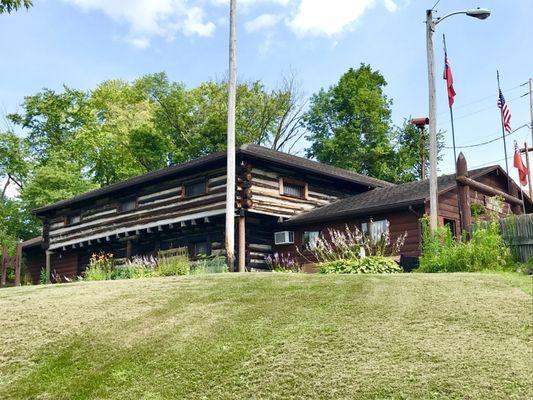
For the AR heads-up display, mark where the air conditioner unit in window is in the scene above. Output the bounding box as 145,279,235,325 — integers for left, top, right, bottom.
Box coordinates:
274,231,294,245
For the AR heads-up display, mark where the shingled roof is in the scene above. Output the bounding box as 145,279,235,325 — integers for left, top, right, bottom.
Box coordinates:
34,144,393,214
284,166,499,226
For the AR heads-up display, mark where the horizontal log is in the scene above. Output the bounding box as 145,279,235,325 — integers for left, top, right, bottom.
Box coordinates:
456,176,522,206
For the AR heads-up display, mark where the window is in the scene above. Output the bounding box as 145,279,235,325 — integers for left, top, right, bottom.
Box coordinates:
65,215,81,225
302,231,320,250
120,199,137,212
184,179,207,198
281,178,306,199
361,219,389,241
192,241,208,257
443,218,456,237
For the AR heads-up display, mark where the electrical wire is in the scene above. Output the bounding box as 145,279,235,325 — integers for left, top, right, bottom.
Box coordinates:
443,124,530,149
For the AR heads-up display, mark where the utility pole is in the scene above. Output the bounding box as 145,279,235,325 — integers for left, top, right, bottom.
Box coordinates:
225,0,237,272
426,9,438,231
520,142,533,199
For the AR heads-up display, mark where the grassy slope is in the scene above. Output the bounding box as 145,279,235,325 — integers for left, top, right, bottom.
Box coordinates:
0,273,531,400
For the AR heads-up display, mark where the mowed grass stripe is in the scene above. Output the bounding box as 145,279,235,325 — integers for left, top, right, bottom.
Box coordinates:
0,273,531,399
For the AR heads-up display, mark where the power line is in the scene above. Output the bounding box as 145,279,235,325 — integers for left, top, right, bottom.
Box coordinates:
439,94,526,123
436,83,525,117
443,123,530,149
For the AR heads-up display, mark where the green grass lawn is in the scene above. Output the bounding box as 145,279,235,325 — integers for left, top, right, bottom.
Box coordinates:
0,273,531,400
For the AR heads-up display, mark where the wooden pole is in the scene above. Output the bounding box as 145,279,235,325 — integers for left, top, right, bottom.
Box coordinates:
456,153,472,234
14,242,21,286
521,142,533,199
126,240,133,259
426,9,438,231
1,247,7,287
45,250,51,284
238,212,245,272
225,0,237,272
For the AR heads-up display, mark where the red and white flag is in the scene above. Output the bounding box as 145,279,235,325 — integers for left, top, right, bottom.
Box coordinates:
514,142,528,186
498,90,512,134
443,52,456,108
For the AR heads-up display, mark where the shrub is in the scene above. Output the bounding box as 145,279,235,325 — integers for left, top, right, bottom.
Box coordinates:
418,216,514,272
319,256,402,274
191,256,228,274
84,252,113,281
301,224,407,263
265,252,301,272
157,255,189,276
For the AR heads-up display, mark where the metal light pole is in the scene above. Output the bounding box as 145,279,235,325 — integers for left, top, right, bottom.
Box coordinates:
425,7,490,231
225,0,237,271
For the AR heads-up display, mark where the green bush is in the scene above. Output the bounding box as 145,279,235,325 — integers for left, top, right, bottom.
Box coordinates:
191,256,228,274
84,265,109,281
157,256,189,276
418,216,514,273
319,256,402,274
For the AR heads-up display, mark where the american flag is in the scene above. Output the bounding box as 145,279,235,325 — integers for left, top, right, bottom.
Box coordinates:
497,89,512,134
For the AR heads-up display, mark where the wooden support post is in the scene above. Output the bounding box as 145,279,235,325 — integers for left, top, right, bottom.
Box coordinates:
126,240,133,259
45,250,51,284
1,247,7,287
456,153,472,234
509,184,523,215
238,212,246,272
14,242,22,286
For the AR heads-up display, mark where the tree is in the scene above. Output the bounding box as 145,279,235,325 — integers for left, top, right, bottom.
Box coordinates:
0,0,32,14
20,154,97,211
304,65,397,181
7,87,91,161
0,131,32,199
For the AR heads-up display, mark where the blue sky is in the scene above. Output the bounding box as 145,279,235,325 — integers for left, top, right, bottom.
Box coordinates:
0,0,532,189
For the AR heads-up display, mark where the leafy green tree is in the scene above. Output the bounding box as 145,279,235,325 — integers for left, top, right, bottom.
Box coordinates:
20,155,97,210
0,131,32,198
0,0,32,14
7,87,90,161
304,65,396,181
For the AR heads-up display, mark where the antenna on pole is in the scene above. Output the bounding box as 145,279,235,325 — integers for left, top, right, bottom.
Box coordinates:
225,0,237,272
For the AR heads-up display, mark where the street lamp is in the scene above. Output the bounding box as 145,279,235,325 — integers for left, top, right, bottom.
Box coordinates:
425,7,490,231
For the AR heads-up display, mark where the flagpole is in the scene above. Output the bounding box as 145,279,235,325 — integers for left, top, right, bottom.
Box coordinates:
497,70,511,192
443,34,461,230
443,35,458,167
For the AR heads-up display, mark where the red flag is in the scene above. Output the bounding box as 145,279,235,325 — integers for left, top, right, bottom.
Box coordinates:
443,52,456,108
514,142,528,186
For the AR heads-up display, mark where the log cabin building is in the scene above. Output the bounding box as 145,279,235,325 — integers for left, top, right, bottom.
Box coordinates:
21,144,531,283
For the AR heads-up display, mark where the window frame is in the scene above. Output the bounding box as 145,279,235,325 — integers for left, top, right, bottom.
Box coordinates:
65,214,81,226
302,230,320,251
183,178,208,199
361,219,390,241
279,177,308,200
118,198,138,213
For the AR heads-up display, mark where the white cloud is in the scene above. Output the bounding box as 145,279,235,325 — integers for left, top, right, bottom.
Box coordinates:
63,0,216,48
245,13,281,32
288,0,376,36
383,0,398,12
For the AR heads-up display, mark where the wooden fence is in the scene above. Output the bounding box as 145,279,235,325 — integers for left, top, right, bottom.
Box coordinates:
0,243,22,287
500,214,533,263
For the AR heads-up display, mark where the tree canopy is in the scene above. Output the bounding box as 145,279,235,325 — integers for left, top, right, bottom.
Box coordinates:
0,67,438,250
0,0,32,14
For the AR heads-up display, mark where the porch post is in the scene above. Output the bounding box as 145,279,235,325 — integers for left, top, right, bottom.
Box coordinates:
238,210,246,272
1,247,7,287
14,242,22,286
126,240,133,259
45,250,52,284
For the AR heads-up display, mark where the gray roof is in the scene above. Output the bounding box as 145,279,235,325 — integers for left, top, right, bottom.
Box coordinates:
285,166,498,226
34,144,393,214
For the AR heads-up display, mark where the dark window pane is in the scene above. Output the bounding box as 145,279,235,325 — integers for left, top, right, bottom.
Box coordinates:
185,180,206,197
121,200,137,212
283,182,305,198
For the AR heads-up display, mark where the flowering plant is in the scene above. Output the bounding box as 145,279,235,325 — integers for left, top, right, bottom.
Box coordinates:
265,252,301,273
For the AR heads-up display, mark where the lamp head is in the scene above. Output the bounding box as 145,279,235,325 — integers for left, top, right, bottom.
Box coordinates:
466,8,491,20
